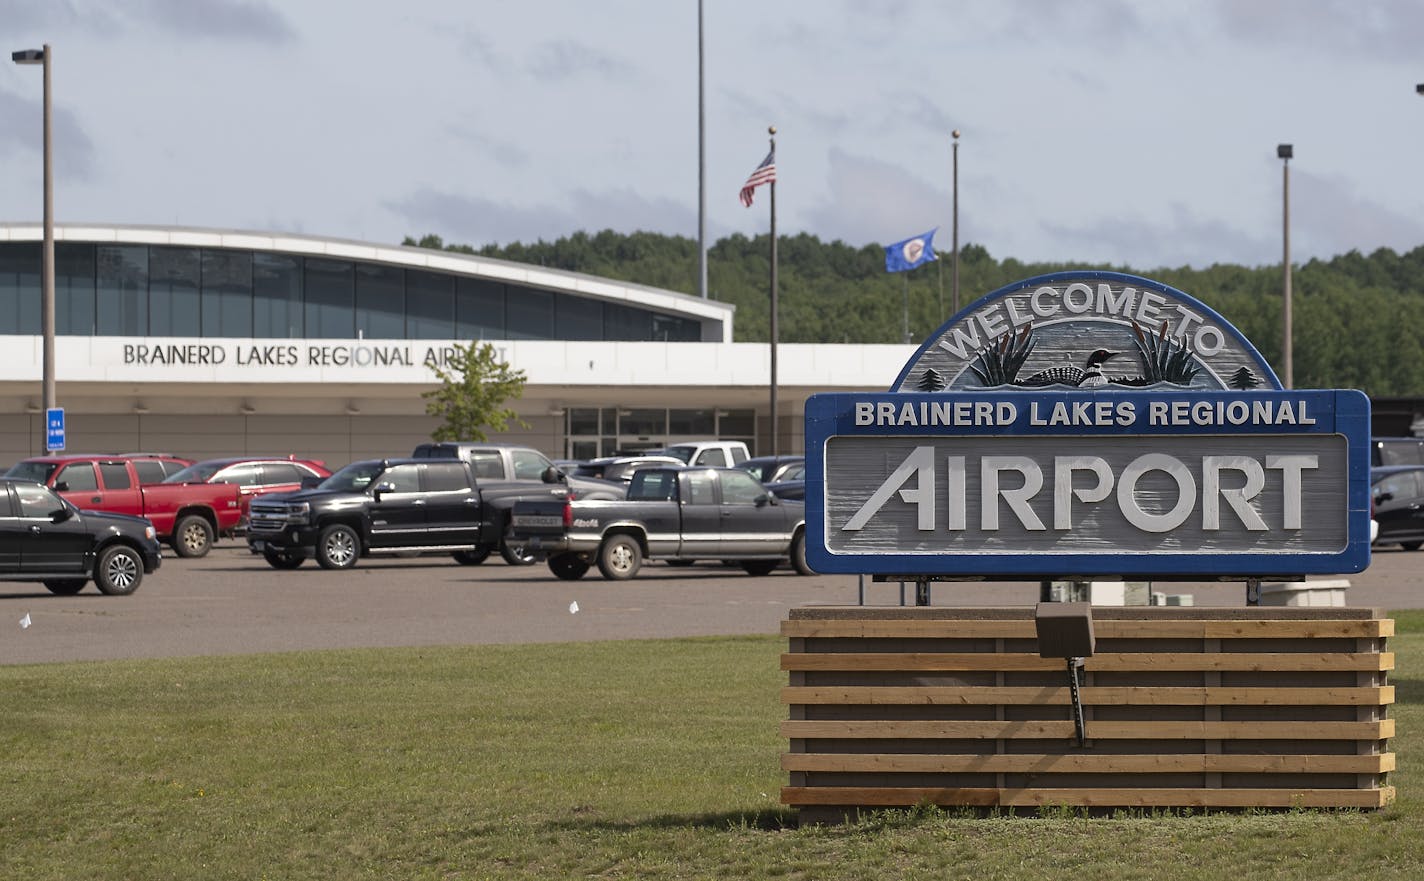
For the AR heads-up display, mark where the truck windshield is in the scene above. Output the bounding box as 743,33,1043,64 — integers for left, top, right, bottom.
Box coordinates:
4,461,57,483
318,461,389,492
658,446,694,464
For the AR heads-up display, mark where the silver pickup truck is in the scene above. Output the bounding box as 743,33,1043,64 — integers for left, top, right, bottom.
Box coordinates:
507,465,813,580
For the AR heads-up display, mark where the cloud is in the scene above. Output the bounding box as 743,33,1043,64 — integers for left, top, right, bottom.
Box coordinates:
0,86,97,182
444,125,530,169
1208,0,1424,56
385,186,694,247
526,41,633,82
1290,167,1424,260
803,150,950,246
1040,203,1270,270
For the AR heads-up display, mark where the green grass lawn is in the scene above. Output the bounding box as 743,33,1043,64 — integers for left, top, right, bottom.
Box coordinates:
1,619,1420,881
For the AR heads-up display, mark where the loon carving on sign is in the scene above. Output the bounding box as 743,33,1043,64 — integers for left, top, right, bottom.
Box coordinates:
894,271,1281,393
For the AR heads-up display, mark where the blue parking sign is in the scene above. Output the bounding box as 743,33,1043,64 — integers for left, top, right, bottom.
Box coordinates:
45,407,64,452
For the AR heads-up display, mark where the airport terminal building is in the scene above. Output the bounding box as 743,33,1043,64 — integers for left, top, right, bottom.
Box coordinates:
0,224,909,467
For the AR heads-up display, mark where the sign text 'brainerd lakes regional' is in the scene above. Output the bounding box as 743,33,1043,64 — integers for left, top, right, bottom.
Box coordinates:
119,341,500,369
804,272,1372,579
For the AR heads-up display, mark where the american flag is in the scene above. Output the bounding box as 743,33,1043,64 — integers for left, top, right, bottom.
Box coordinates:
739,150,776,207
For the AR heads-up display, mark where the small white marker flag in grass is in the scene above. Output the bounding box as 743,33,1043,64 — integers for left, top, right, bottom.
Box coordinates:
20,613,32,629
569,601,579,615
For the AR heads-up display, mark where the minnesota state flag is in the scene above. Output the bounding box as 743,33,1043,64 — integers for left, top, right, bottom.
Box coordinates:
885,228,938,272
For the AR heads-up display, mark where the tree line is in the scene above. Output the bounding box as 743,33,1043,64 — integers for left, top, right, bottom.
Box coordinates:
404,231,1424,397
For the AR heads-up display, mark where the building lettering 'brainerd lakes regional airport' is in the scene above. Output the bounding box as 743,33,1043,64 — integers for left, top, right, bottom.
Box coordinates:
0,223,910,465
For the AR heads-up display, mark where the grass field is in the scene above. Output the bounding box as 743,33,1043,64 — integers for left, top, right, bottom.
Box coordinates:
1,614,1421,880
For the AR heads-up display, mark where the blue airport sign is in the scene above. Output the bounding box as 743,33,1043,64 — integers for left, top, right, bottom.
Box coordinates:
804,388,1372,579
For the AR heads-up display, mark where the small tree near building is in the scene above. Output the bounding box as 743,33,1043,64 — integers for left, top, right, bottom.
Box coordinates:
422,341,529,441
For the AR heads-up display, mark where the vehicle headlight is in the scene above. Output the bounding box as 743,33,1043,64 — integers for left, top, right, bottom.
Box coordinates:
145,525,156,541
288,502,311,524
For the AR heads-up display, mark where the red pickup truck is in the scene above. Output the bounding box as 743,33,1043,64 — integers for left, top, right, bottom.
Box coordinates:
5,455,243,558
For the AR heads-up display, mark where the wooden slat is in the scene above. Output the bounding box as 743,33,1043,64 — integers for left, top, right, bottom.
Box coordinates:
782,685,1394,707
782,652,1395,673
782,718,1394,741
781,752,1396,775
782,786,1395,809
782,619,1393,640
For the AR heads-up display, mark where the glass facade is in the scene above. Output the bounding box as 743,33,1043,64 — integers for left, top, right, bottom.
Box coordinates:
0,242,705,342
561,407,755,460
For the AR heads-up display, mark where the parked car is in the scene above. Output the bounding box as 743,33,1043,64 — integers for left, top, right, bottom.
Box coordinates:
246,457,573,570
411,442,624,500
507,465,812,581
163,456,331,522
571,454,684,484
1372,437,1424,467
4,455,243,558
767,479,806,501
0,477,162,595
1371,465,1424,550
652,440,751,467
736,455,805,485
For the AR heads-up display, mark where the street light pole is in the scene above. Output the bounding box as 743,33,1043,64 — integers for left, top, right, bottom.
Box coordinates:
952,129,960,315
12,44,56,418
1277,143,1293,390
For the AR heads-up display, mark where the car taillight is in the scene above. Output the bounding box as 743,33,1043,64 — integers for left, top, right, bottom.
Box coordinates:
563,502,573,528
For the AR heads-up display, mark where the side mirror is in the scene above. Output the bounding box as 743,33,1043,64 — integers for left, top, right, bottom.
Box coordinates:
542,465,566,484
1377,491,1394,504
755,493,773,507
372,482,395,501
54,481,69,492
50,507,72,523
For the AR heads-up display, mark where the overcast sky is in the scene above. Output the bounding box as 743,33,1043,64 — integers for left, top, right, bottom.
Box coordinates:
2,0,1423,272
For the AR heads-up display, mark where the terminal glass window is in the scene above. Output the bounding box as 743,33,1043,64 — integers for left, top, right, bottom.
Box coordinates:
620,409,665,438
604,303,651,341
304,258,355,339
97,246,148,336
355,263,405,339
253,254,303,338
407,270,455,339
149,247,202,336
0,242,42,334
56,243,96,335
201,250,253,338
456,278,504,339
653,314,700,342
555,294,602,341
506,286,553,339
669,409,715,436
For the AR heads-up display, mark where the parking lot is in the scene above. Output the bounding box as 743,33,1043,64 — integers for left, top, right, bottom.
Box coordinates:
1,543,1420,665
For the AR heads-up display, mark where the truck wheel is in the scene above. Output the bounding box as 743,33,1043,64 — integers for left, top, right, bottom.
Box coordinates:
94,545,143,595
172,515,214,558
315,524,360,570
500,539,537,566
742,560,778,576
597,534,642,580
44,579,87,595
549,553,589,580
263,548,305,569
791,531,815,576
453,548,492,566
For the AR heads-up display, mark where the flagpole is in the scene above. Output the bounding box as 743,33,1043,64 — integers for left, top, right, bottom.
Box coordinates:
902,274,910,344
697,0,707,300
768,126,779,455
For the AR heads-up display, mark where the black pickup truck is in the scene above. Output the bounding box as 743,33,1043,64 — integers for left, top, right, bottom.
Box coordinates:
507,465,813,580
244,457,567,570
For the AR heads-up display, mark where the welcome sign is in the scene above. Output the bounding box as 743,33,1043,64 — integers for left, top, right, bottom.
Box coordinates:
805,272,1372,579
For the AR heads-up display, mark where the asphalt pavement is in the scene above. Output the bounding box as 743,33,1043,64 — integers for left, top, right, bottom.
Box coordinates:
1,544,1419,666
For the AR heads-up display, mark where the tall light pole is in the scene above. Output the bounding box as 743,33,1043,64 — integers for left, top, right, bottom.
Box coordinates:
1278,143,1293,389
951,129,960,315
697,1,707,299
12,45,56,420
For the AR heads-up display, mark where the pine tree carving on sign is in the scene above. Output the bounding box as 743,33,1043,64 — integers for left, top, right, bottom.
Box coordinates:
916,367,946,391
1229,366,1260,390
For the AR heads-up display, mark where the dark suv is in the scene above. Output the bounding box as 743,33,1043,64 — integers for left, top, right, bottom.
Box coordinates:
0,477,162,595
1371,465,1424,551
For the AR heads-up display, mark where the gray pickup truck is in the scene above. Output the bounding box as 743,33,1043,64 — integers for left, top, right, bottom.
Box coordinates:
507,465,813,580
